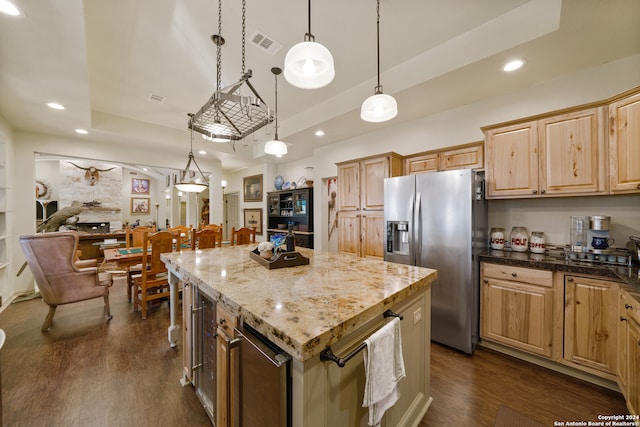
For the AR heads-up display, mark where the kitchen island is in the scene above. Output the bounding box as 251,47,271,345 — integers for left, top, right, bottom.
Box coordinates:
162,245,437,426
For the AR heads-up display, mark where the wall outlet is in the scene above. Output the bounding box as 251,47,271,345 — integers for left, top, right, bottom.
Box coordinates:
413,307,422,325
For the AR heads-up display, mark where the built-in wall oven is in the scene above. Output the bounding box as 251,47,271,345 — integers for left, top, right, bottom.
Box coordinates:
192,287,291,426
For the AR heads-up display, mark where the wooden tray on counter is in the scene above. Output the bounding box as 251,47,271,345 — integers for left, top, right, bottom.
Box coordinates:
250,248,309,269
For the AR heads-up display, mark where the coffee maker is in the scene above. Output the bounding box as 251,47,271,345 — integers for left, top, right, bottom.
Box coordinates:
587,215,614,253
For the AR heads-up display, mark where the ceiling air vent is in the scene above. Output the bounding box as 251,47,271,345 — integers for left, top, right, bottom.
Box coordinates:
250,30,282,56
148,93,166,104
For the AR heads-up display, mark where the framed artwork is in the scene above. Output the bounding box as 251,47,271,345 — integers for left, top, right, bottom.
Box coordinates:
243,208,263,235
243,174,263,202
131,197,150,214
132,178,150,194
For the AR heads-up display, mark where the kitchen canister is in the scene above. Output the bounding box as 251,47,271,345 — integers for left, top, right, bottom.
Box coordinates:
510,226,529,252
490,228,505,250
529,231,546,254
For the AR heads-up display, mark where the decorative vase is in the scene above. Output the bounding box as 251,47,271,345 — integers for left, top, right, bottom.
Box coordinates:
274,175,284,191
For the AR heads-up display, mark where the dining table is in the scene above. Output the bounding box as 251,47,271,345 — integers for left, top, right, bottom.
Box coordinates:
103,246,149,268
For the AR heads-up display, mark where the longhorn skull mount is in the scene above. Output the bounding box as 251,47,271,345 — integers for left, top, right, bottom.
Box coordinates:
67,162,116,186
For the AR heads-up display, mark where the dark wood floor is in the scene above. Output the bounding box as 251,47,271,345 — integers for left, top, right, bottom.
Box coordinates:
0,281,629,426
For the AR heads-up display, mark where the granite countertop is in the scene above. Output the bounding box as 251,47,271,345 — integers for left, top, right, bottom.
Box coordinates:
479,249,640,296
161,246,437,361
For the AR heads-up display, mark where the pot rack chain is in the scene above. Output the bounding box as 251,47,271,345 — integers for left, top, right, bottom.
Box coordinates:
215,0,222,123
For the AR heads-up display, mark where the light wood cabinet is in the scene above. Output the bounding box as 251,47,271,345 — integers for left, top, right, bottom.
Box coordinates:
405,152,439,175
216,303,239,427
336,153,402,258
480,263,554,357
439,143,484,171
564,275,618,376
484,107,606,198
484,122,538,197
619,289,640,416
609,89,640,194
404,142,484,175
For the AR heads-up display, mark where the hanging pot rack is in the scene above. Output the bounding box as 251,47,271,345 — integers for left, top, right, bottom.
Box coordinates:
189,0,272,146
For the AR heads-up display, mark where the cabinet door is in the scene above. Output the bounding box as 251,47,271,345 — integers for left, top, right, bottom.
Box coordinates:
361,157,388,210
618,292,629,395
182,281,194,383
627,318,640,416
337,162,360,211
564,276,618,374
439,144,484,171
361,211,384,259
539,107,606,195
485,122,538,198
338,211,360,256
405,153,439,175
481,277,553,357
609,91,640,194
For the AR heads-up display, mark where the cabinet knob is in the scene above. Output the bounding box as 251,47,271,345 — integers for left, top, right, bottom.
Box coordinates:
637,184,640,190
540,189,546,194
626,304,633,310
483,279,488,284
219,318,226,325
620,316,627,322
567,278,574,282
511,272,517,277
532,190,538,194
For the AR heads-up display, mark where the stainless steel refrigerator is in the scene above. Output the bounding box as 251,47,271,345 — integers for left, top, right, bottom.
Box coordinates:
384,169,487,354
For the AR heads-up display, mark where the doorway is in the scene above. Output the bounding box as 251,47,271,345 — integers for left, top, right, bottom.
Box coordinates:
223,192,239,241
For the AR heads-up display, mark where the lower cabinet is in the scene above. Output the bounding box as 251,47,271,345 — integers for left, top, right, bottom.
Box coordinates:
563,275,618,376
480,263,554,357
619,289,640,415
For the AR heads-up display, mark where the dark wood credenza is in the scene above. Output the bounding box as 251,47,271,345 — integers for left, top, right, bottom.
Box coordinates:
77,232,127,261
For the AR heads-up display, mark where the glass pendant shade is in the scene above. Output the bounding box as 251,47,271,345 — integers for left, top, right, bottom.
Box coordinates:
175,181,208,193
284,41,335,89
264,139,288,156
360,92,398,122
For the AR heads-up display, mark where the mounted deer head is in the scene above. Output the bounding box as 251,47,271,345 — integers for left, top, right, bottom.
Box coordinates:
67,162,115,186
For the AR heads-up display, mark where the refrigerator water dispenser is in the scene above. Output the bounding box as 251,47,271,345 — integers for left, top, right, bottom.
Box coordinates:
386,221,409,255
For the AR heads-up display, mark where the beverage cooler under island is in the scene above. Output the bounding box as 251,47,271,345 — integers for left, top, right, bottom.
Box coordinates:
161,245,437,427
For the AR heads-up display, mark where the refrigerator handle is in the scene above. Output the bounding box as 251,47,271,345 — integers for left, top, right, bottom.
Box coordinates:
414,191,421,265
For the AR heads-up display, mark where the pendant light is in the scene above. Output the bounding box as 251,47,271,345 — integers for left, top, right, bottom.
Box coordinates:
284,0,334,89
176,115,209,193
264,67,288,157
360,0,397,123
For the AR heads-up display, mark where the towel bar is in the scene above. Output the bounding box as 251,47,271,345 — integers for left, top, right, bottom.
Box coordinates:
319,309,403,368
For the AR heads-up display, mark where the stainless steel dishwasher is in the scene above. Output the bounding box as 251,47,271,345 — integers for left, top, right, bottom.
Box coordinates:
234,323,291,427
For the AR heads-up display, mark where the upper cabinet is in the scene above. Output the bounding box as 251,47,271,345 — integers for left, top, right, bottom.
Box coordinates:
609,89,640,194
484,86,640,199
404,142,484,175
484,106,607,199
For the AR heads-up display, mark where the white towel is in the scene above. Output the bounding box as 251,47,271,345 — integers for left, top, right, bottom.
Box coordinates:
362,317,406,427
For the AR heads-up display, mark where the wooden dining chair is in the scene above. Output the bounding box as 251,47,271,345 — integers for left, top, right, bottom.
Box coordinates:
132,231,173,319
231,227,256,245
191,228,219,250
202,223,222,233
168,225,193,250
124,226,156,302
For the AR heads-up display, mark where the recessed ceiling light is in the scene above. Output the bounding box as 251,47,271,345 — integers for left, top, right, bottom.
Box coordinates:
198,150,207,155
0,1,20,16
503,59,525,72
47,102,65,110
315,130,325,136
75,129,88,135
